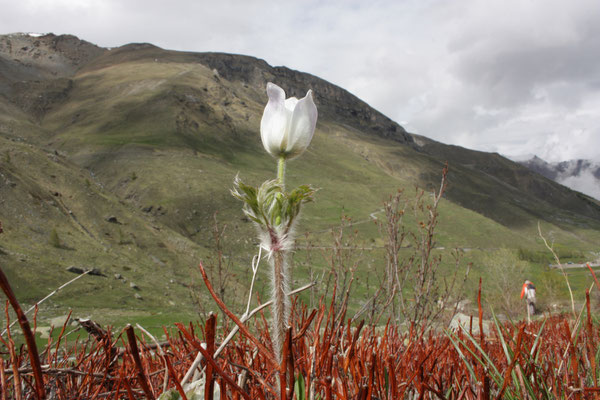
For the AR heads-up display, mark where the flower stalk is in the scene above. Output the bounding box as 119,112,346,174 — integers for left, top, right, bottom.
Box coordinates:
271,250,289,362
278,156,286,187
232,82,317,363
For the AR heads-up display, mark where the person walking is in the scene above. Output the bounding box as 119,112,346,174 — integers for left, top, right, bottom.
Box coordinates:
521,280,536,321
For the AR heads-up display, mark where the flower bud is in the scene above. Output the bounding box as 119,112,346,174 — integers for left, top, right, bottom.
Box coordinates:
260,82,318,160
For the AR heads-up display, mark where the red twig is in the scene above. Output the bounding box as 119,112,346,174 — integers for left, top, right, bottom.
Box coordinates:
125,325,155,399
119,363,137,400
175,323,252,400
164,355,188,400
205,314,216,400
586,290,597,387
279,328,290,400
0,265,45,399
198,261,278,368
293,309,317,341
587,263,600,292
285,328,294,400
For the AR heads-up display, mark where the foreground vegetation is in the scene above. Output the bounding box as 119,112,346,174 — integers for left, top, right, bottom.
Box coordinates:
1,269,600,399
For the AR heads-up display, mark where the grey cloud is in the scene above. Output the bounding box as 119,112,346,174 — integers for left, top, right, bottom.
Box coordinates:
448,2,600,109
558,168,600,200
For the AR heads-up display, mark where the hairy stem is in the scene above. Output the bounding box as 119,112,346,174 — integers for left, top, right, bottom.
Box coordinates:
271,249,290,363
277,156,286,189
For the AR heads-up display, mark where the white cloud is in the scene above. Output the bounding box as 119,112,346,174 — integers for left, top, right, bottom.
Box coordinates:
558,171,600,200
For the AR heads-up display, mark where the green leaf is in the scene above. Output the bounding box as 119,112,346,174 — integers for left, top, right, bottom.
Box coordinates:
232,177,316,235
444,329,479,382
294,373,306,400
158,390,182,400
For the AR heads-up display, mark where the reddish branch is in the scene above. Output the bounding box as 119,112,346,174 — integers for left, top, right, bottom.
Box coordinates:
0,265,45,399
204,314,216,400
125,325,154,399
198,261,278,368
175,323,251,400
587,263,600,292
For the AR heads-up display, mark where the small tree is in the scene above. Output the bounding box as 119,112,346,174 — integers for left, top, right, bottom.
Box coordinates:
375,165,470,331
484,248,530,318
321,216,362,323
206,212,233,301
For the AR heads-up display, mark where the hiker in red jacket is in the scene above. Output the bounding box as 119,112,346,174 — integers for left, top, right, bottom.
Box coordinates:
521,280,536,316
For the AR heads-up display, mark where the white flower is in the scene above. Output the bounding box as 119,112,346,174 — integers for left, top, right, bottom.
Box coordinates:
260,82,318,160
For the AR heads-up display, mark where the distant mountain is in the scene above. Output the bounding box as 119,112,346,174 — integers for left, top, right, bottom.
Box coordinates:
1,33,599,316
517,156,600,201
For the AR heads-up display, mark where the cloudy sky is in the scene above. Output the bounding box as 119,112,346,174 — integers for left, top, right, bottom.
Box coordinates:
3,0,600,162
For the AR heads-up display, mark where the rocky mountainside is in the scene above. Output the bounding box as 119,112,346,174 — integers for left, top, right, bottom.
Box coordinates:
1,33,599,318
0,33,105,91
517,156,600,201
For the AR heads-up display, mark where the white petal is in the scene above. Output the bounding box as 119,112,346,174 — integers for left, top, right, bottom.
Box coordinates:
284,97,299,111
260,83,288,157
266,82,286,102
285,90,318,159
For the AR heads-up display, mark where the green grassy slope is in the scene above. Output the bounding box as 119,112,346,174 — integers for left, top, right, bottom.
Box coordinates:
0,135,213,310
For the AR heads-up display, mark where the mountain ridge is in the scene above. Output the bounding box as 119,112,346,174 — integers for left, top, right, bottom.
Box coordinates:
0,33,105,84
74,40,414,146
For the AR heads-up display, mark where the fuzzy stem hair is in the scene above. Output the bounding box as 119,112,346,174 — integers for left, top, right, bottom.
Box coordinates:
277,156,286,189
271,249,290,363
